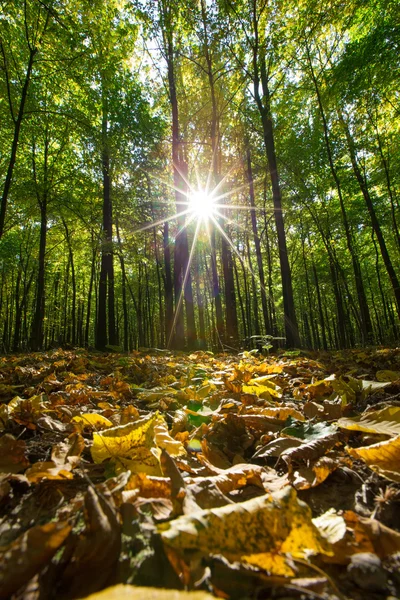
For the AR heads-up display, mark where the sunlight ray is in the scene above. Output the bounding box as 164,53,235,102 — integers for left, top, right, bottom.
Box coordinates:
133,209,191,233
209,214,274,304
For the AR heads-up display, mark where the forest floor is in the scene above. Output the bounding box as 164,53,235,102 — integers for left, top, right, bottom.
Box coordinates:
1,347,400,600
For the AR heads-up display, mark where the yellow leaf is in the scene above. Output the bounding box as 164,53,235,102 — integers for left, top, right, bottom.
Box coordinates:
306,379,333,399
289,457,337,490
257,406,305,422
72,413,113,430
159,487,331,573
347,435,400,482
376,370,400,382
8,394,45,415
338,406,400,437
81,585,216,600
91,413,176,475
154,420,186,457
241,552,295,577
242,384,281,400
25,461,74,482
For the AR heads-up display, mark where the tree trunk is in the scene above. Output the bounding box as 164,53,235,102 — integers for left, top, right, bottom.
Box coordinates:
0,46,37,239
252,15,299,346
341,114,400,318
306,44,373,343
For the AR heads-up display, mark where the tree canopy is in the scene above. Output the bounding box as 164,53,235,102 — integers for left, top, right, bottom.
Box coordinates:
0,0,399,351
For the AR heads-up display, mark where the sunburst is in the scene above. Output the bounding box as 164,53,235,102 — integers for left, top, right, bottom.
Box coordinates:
134,163,272,348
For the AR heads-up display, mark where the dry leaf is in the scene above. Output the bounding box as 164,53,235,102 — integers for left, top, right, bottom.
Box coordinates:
81,585,216,600
159,487,331,574
339,406,400,437
72,413,114,429
91,413,169,475
289,456,338,490
0,434,30,474
56,486,121,598
347,435,400,481
0,521,71,599
281,433,339,467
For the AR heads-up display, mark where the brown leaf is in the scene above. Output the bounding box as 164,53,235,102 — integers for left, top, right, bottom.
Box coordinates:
281,433,339,468
0,521,71,599
0,434,30,474
56,486,121,599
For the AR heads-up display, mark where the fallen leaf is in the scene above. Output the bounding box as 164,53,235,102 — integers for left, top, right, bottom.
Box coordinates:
347,435,400,481
159,487,331,574
81,585,216,600
0,521,71,599
56,486,121,598
289,456,338,490
376,370,400,382
25,461,75,482
0,434,30,473
339,406,400,437
72,413,114,429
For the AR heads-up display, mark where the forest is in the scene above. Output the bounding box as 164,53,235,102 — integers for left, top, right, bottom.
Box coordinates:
2,2,400,600
1,0,399,353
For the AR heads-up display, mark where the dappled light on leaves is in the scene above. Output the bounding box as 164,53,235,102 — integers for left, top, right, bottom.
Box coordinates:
0,347,400,598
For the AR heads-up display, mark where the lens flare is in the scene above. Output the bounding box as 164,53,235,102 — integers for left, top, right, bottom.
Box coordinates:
189,191,216,221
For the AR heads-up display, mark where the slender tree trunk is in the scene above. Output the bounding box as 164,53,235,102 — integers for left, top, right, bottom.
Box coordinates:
163,221,174,346
161,3,196,348
0,45,37,239
62,219,76,345
306,44,373,343
340,114,400,318
311,258,328,350
116,218,129,351
252,19,299,346
96,91,117,349
246,145,270,334
31,199,47,350
85,240,96,347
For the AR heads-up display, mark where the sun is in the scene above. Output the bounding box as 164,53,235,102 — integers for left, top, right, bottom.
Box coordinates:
188,190,216,221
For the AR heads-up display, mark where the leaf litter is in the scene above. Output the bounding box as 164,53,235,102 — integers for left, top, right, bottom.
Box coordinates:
0,347,400,599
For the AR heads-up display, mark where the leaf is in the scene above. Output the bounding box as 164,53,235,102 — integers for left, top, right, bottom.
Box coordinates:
0,521,71,599
347,435,400,481
376,370,400,382
313,509,347,544
56,486,121,598
252,437,303,459
25,461,75,482
242,383,281,399
81,585,216,600
0,434,30,473
72,413,114,429
338,406,400,436
281,420,337,441
255,406,305,422
306,379,333,399
282,434,339,467
91,413,170,475
159,487,331,573
154,420,186,457
289,457,338,490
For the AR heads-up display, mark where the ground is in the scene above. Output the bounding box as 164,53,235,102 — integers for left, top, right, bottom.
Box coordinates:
1,347,400,599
